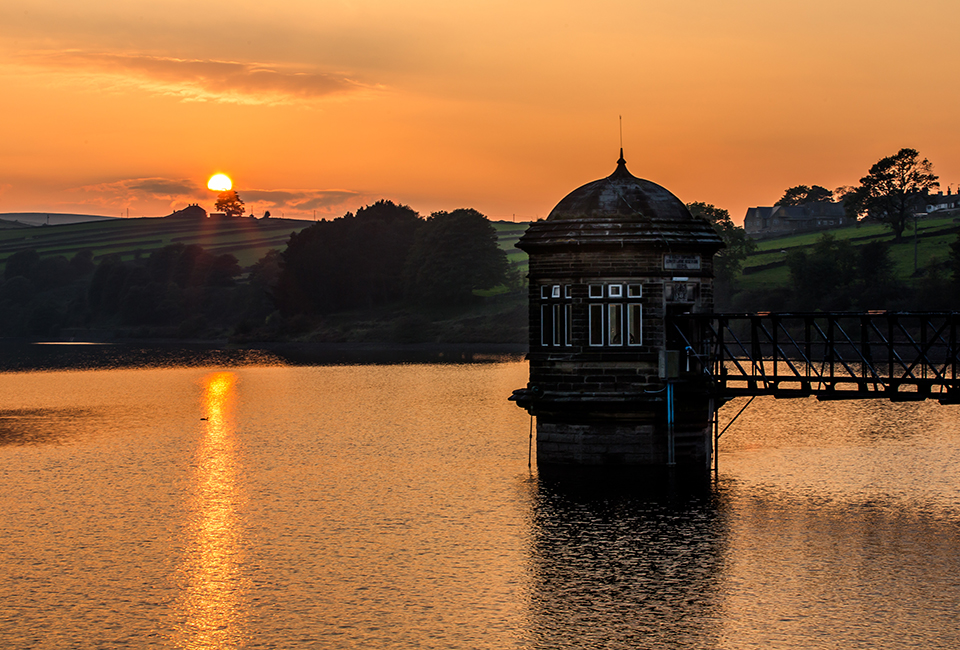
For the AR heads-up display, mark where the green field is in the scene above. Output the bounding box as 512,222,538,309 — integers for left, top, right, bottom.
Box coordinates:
492,220,530,276
740,215,960,291
0,214,314,268
0,216,533,273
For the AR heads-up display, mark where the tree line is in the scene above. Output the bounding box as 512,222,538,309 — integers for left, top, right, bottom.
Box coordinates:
0,200,513,339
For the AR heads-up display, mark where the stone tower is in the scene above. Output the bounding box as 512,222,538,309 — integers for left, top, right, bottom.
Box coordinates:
510,152,724,469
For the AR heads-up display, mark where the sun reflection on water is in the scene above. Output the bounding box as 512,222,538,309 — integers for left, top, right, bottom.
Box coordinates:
175,371,247,649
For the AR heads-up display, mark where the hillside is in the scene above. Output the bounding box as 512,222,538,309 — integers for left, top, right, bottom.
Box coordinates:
738,214,960,292
0,207,314,268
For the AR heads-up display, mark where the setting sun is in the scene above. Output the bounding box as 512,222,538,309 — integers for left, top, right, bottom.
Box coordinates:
207,174,232,192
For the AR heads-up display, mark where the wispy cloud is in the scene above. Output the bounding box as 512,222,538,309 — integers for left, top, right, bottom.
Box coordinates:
67,177,366,218
242,189,362,214
18,50,379,105
73,177,205,208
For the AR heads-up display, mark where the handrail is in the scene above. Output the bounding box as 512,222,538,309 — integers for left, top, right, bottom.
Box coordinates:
668,312,960,404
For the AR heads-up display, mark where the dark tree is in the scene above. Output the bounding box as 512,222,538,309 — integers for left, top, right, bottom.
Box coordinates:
215,190,246,218
5,249,40,281
776,185,833,206
786,233,857,310
845,148,939,240
70,250,96,276
686,202,755,286
34,256,73,290
275,199,422,314
403,208,509,306
855,240,901,308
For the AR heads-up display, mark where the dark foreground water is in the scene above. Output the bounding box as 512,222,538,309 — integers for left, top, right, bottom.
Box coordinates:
0,354,958,648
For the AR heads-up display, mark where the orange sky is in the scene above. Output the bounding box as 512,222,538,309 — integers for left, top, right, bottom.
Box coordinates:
1,0,958,224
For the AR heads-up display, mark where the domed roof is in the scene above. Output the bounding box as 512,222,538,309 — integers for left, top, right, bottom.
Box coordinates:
517,152,724,251
547,151,691,223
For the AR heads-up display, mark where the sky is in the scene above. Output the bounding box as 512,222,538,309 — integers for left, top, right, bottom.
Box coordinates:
1,0,958,224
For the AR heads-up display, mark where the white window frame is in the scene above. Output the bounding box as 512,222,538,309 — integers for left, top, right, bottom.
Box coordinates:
588,304,604,346
608,303,623,346
627,304,642,346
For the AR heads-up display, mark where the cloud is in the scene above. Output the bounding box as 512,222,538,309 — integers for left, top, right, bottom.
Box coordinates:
67,177,366,218
74,177,205,205
242,189,362,214
18,50,379,105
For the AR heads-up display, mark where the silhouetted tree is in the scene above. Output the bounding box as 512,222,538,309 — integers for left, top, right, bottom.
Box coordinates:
786,233,857,310
215,190,246,218
34,256,73,290
276,200,422,314
70,250,96,276
5,249,39,281
776,185,833,206
845,148,939,240
855,240,901,308
403,208,509,306
686,202,756,287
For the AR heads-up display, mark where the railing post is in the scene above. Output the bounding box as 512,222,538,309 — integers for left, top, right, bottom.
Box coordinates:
771,313,778,390
947,313,957,397
888,314,896,397
827,315,835,391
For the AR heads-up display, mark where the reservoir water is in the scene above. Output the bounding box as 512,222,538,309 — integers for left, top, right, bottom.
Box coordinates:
1,354,958,648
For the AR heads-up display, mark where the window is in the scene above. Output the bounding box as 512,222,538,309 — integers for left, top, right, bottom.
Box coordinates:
608,304,623,345
564,285,572,299
627,304,642,345
583,281,644,347
589,304,604,346
552,304,562,346
540,305,552,346
540,283,572,348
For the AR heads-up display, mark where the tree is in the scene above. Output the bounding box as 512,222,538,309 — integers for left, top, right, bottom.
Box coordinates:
776,185,833,206
5,249,40,281
786,233,858,310
275,200,422,314
686,202,756,287
403,208,509,306
844,148,939,240
215,190,246,217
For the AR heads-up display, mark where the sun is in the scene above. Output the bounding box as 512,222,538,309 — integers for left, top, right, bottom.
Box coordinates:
207,173,232,192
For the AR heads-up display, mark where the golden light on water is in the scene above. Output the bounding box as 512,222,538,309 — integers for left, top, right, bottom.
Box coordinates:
207,174,232,192
176,371,247,649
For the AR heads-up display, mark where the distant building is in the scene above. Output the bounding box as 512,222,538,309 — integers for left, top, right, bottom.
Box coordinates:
925,189,960,214
744,202,849,239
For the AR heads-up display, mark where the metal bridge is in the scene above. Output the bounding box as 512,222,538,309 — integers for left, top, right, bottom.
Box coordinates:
669,312,960,405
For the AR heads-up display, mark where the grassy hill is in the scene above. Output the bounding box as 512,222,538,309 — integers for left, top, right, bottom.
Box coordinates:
0,213,533,273
0,211,314,269
739,214,960,293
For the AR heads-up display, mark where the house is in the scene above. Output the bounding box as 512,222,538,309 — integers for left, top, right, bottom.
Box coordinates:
744,202,849,239
925,189,960,214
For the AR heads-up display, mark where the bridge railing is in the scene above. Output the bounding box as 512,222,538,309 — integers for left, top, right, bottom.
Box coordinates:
669,312,960,403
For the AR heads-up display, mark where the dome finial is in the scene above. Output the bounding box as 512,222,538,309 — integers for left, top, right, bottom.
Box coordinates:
617,147,625,166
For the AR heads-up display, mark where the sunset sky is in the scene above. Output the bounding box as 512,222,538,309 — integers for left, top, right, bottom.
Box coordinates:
1,0,958,223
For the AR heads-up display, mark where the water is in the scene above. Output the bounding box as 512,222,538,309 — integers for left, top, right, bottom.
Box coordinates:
0,355,958,648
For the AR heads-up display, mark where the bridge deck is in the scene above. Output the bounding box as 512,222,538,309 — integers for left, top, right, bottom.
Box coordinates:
670,312,960,404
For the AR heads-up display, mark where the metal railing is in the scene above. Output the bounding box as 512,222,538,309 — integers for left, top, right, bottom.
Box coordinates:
669,312,960,403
